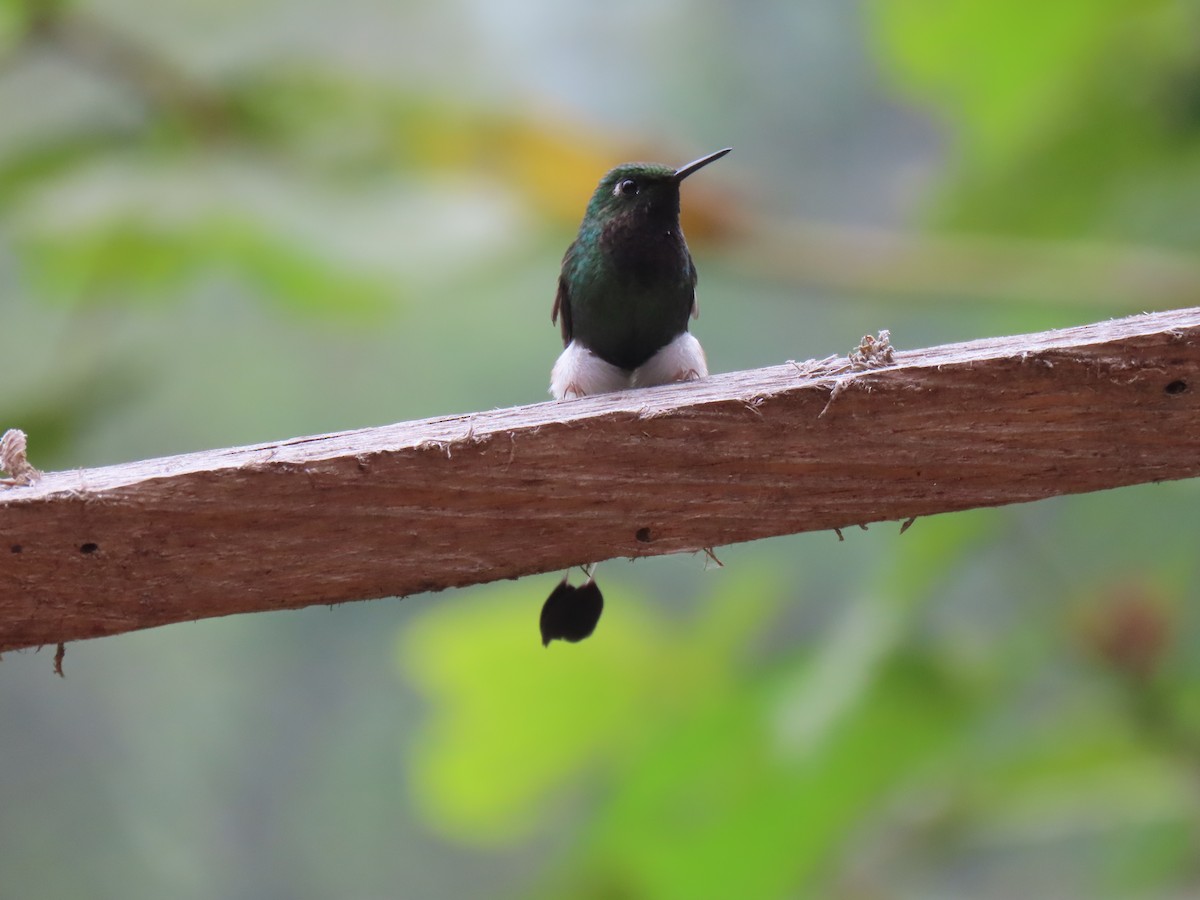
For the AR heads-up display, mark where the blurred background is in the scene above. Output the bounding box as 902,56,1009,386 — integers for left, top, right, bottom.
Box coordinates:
3,0,1200,897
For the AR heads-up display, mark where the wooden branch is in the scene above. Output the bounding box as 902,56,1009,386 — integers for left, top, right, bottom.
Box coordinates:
3,308,1199,652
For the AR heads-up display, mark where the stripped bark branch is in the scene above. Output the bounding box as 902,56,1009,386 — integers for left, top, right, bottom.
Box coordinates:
2,307,1199,652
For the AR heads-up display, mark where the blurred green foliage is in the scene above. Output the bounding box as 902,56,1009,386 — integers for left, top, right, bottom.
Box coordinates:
2,1,1200,898
873,0,1200,242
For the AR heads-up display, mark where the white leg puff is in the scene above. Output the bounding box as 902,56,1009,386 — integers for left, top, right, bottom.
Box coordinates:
632,332,708,388
550,341,632,399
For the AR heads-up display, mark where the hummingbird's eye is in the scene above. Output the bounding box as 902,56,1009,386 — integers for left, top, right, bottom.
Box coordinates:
614,178,639,197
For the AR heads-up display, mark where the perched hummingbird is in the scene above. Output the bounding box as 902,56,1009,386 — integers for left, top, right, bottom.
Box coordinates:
540,148,730,646
549,147,732,399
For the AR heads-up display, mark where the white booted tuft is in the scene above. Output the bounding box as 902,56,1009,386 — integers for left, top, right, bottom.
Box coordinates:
550,333,707,399
632,332,708,388
550,341,632,399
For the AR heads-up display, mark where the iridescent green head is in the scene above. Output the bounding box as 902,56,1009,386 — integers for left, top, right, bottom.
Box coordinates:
582,147,732,225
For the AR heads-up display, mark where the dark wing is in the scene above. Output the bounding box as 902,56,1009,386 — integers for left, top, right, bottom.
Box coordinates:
551,243,577,346
551,273,572,346
687,251,700,320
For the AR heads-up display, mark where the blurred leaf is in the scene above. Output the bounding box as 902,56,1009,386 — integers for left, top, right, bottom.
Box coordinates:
871,0,1200,245
17,215,396,318
215,218,397,319
872,0,1134,165
401,580,668,844
0,0,27,57
0,134,128,206
877,508,1000,607
567,653,969,900
399,572,783,845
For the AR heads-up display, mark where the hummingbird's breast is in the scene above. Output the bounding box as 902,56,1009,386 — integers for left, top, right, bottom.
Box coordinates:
603,220,688,285
573,219,695,370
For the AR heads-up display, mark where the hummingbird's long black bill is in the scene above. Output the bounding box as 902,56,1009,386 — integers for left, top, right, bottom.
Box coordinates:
674,147,732,182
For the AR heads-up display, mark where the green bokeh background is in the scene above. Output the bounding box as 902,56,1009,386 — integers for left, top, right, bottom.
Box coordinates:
3,1,1200,897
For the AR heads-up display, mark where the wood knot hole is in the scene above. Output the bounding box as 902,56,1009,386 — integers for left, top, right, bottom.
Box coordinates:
635,527,652,543
79,542,99,554
10,544,22,553
1164,379,1188,396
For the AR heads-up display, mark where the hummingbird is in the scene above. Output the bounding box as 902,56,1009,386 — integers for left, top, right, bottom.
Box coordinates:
549,147,732,400
540,147,731,646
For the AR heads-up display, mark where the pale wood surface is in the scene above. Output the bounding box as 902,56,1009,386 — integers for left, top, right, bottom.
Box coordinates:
2,307,1199,652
